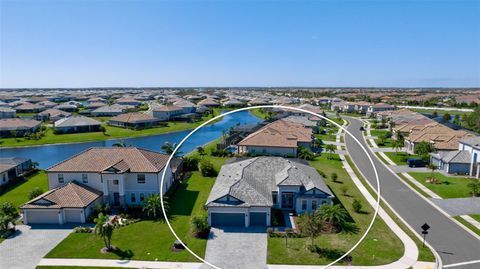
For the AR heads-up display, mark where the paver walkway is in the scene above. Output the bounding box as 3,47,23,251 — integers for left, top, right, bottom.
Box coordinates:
0,224,73,269
201,227,267,269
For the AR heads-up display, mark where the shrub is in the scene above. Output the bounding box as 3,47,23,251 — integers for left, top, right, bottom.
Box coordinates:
182,156,199,171
331,173,338,182
88,204,110,222
352,199,363,213
74,226,93,233
191,214,210,238
28,187,44,200
199,159,217,177
211,148,229,157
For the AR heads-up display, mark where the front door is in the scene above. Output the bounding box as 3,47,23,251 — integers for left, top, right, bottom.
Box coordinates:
281,192,294,209
113,192,120,206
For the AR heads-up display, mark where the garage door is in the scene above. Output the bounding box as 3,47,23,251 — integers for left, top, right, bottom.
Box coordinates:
211,213,244,227
250,212,267,226
64,209,82,223
26,210,59,224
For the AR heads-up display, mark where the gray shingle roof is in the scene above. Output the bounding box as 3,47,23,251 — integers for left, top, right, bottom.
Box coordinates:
54,116,101,128
206,157,332,208
431,150,471,164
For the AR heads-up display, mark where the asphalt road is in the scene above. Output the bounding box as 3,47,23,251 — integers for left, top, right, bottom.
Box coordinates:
344,117,480,269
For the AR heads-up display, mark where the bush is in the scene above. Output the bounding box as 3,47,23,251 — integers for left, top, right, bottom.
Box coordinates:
87,204,110,222
191,214,210,238
74,226,93,233
211,148,229,157
182,156,199,171
199,159,217,177
352,199,363,213
28,187,44,200
340,186,349,196
331,173,338,182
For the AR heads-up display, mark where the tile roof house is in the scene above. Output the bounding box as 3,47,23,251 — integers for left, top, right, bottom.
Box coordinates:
36,108,72,122
152,105,188,121
20,181,103,224
430,150,471,175
206,157,334,227
40,147,177,222
197,97,219,107
0,107,16,118
108,112,162,129
91,105,130,116
14,102,46,113
0,118,41,137
54,116,102,134
0,157,32,186
237,119,312,157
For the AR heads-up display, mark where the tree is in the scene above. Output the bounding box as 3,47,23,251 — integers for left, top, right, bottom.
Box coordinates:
199,159,217,177
298,146,315,160
196,146,205,156
94,213,119,251
432,111,438,118
143,194,168,219
331,172,338,183
191,214,210,238
0,202,16,232
182,155,199,171
317,204,349,233
324,144,336,160
453,114,461,126
99,126,107,135
392,139,403,153
414,141,435,161
443,113,451,122
426,163,438,184
467,178,480,197
296,213,323,246
28,187,44,200
161,141,182,157
112,141,126,147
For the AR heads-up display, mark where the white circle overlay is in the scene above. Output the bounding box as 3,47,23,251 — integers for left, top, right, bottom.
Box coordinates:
160,105,381,269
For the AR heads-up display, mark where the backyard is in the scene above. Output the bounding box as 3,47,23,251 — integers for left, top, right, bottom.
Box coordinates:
0,171,48,208
267,154,404,266
408,172,473,199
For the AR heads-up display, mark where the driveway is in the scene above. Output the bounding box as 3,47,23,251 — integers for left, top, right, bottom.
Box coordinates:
202,227,267,269
0,224,74,269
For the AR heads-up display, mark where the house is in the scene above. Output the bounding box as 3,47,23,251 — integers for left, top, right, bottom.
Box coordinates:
21,182,103,224
36,108,72,122
430,151,471,175
91,105,129,116
46,147,175,207
354,101,372,114
458,137,480,178
366,103,395,117
341,102,357,113
0,107,16,118
0,157,32,186
197,98,219,107
37,100,58,109
237,119,312,157
108,112,162,129
115,97,142,107
172,100,196,113
0,118,41,137
54,103,78,112
14,102,46,113
222,99,244,107
206,157,334,227
404,124,473,154
152,105,185,121
54,116,102,134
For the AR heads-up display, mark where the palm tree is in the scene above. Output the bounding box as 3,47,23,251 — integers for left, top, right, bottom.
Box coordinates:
324,144,336,160
426,163,438,184
317,204,349,233
298,146,315,160
392,139,403,154
94,213,118,251
161,141,182,156
197,146,205,155
142,194,169,219
112,141,126,147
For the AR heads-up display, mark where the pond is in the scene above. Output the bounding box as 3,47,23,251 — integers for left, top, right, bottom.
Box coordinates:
0,110,261,169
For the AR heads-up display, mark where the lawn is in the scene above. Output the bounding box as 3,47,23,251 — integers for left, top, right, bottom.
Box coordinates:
267,154,404,266
383,152,420,166
453,216,480,237
249,108,270,120
0,171,48,207
408,172,473,199
45,140,227,262
471,215,480,222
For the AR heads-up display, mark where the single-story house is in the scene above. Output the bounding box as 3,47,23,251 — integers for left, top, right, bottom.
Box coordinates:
0,157,32,186
115,97,142,107
206,157,334,227
54,103,78,112
108,112,162,129
21,181,103,224
36,108,72,122
430,150,471,175
0,118,41,137
152,105,185,121
0,107,16,118
91,105,129,116
14,102,46,113
197,98,219,107
458,137,480,178
54,116,102,134
37,100,58,108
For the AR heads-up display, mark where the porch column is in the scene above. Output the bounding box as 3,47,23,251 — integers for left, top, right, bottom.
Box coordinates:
245,210,250,227
119,175,126,207
266,209,271,226
102,177,109,204
80,210,86,223
58,210,64,225
23,210,28,225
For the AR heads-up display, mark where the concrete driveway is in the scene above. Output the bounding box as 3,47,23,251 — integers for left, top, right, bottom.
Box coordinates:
202,227,267,269
0,224,74,269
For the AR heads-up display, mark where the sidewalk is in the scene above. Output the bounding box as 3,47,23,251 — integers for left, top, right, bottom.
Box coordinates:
38,258,202,269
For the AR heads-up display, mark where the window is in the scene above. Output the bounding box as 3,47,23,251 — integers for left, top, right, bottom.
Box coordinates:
322,200,328,205
301,200,307,210
82,174,88,183
312,200,318,210
113,180,119,185
137,174,146,184
131,193,136,203
140,193,145,202
272,192,278,204
58,174,64,183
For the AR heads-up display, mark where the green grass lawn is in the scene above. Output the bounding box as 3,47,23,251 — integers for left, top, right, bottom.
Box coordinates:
369,129,389,138
453,216,480,237
383,152,420,166
249,108,270,120
267,154,404,266
471,215,480,222
46,140,227,262
0,171,48,208
408,172,473,199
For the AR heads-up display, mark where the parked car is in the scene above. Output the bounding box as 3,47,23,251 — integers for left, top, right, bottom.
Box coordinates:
407,158,427,168
359,126,365,131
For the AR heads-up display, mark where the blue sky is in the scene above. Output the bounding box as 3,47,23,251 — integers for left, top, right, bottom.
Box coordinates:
1,0,479,88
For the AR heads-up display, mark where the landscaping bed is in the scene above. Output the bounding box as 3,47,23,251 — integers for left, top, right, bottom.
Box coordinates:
408,172,474,199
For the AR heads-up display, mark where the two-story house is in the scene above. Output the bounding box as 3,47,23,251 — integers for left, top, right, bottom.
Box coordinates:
205,157,334,227
21,147,176,224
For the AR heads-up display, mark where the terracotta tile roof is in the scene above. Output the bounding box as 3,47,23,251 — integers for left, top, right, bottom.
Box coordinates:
48,147,171,173
21,181,102,209
0,118,41,131
109,112,159,123
37,108,71,118
153,105,183,112
238,119,312,148
198,98,219,106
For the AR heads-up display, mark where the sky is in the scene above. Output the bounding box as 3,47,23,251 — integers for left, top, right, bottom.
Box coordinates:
0,0,479,88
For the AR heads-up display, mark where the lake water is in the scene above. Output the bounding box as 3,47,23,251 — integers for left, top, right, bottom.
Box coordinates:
0,111,261,169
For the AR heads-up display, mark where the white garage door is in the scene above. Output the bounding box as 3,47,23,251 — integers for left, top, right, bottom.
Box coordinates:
64,209,82,223
26,210,59,224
